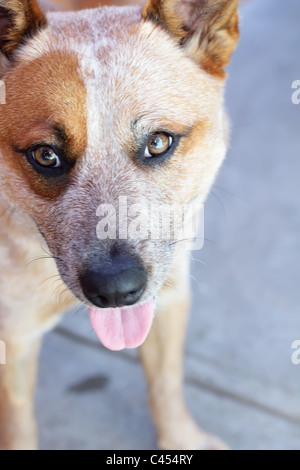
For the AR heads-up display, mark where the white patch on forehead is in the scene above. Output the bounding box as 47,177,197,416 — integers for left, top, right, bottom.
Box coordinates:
51,7,143,155
57,7,143,158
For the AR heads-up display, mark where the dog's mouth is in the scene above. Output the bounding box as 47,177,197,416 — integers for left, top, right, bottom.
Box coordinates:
88,298,154,351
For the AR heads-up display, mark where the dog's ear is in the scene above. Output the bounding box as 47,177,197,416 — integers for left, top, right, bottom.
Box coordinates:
142,0,239,78
0,0,47,60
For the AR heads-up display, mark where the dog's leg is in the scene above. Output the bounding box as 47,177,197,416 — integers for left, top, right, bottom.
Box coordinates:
140,250,228,451
0,337,41,450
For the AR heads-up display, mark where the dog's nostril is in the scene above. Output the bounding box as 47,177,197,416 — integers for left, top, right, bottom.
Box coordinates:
96,295,110,307
122,289,143,302
80,256,147,309
128,290,139,296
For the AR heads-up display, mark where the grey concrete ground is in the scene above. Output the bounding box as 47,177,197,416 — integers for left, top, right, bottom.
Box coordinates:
36,0,300,450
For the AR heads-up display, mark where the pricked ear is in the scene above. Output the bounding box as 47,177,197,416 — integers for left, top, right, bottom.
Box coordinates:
0,0,47,60
142,0,239,78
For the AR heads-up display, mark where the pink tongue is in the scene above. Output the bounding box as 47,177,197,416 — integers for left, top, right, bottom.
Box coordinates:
89,299,154,351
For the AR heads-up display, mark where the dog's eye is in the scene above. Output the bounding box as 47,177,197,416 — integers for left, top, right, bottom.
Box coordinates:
32,146,61,168
145,133,173,158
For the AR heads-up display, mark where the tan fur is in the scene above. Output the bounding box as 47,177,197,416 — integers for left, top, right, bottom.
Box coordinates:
0,0,239,450
0,0,47,57
0,50,87,198
142,0,239,78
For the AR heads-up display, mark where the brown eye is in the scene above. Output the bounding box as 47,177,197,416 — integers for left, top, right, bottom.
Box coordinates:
145,133,173,158
32,146,61,168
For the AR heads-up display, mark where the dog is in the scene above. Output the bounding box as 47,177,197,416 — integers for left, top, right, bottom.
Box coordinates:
0,0,239,450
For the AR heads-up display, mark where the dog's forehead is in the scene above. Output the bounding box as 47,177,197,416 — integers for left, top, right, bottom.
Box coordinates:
47,6,142,44
12,6,222,163
22,6,220,117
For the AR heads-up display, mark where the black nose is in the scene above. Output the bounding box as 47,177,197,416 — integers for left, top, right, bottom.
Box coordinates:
80,255,147,309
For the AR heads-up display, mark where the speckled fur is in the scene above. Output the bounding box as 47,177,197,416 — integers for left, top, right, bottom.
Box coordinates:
0,0,238,450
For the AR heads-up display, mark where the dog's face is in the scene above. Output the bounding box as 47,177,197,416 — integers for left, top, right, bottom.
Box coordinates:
0,0,238,350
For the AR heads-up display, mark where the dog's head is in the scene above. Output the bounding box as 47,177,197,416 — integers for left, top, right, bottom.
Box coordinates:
0,0,238,350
